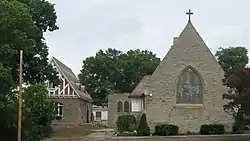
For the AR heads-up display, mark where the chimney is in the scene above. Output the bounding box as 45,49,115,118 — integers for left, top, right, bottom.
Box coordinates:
75,82,81,90
80,85,85,91
173,37,179,45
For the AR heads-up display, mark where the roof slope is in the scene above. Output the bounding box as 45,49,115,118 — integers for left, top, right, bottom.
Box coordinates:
52,57,79,83
51,57,92,102
130,21,224,97
130,75,151,96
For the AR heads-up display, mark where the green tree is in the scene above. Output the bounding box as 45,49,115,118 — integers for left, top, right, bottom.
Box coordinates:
79,48,160,105
18,0,59,32
0,0,59,140
0,0,59,85
0,71,57,141
17,0,59,85
222,68,250,133
215,47,249,74
0,67,17,141
22,84,57,141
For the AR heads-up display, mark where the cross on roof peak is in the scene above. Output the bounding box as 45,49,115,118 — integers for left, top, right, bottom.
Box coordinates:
186,9,193,22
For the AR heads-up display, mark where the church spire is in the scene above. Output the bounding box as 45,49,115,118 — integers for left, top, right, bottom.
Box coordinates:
186,9,193,22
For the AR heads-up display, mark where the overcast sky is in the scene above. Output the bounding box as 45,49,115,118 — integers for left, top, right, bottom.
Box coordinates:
45,0,250,75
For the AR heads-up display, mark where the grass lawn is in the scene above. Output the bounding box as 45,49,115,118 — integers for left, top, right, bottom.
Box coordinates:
44,124,100,141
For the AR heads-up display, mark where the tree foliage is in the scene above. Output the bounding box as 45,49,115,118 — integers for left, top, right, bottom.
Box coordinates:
22,84,57,141
0,0,59,85
0,0,59,140
79,48,160,105
0,67,16,141
215,47,249,74
0,83,57,141
18,0,59,32
16,0,59,85
222,68,250,132
222,68,250,116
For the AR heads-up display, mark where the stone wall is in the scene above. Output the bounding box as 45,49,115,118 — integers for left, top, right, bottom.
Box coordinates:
108,93,131,127
50,98,92,124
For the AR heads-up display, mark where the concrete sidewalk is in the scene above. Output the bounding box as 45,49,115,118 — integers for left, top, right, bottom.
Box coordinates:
79,128,115,141
80,128,250,141
110,134,250,140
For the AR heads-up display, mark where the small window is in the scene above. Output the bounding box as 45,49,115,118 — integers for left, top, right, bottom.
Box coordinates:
143,97,146,110
96,111,101,121
49,91,54,96
117,101,123,112
49,82,55,88
124,101,130,112
56,103,63,117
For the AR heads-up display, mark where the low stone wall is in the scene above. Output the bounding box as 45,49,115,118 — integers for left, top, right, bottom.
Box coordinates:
93,120,108,126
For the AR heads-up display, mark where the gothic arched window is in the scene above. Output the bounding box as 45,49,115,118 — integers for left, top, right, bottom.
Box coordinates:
176,66,203,104
124,101,130,112
117,101,123,112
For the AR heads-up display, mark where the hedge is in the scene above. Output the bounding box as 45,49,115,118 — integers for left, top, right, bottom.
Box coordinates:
154,124,179,136
199,124,225,135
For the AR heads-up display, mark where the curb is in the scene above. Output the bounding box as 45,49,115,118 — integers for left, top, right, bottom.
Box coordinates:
110,134,250,140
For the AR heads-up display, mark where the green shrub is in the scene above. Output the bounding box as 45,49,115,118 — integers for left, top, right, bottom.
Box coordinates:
232,123,246,134
154,125,161,135
136,113,150,136
199,124,225,135
116,115,136,133
154,124,179,136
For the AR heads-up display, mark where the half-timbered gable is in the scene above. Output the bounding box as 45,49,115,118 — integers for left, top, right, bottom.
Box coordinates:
48,57,92,101
47,57,93,124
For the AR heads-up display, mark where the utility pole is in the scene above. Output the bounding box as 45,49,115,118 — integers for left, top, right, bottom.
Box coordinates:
18,50,23,141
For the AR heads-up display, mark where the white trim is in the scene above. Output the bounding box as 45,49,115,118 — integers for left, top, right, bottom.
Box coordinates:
68,83,70,95
63,79,65,96
57,103,63,117
175,104,203,108
51,58,81,98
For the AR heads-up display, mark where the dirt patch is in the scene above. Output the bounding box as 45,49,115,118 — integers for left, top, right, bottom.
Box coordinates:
44,124,100,141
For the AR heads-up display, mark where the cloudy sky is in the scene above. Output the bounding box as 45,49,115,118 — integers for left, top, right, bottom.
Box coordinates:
45,0,250,75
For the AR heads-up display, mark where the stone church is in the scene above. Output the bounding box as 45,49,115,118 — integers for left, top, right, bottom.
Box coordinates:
108,10,234,133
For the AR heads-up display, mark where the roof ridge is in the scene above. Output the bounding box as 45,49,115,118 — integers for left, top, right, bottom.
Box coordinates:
52,57,75,75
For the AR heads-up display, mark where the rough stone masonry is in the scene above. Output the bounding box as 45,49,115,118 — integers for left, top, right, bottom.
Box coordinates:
108,10,234,133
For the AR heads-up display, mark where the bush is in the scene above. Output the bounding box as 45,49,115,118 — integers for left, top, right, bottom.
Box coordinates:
232,123,245,134
116,115,136,133
136,113,150,136
154,124,179,136
199,124,225,135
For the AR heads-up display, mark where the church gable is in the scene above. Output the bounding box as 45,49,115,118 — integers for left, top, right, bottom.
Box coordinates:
151,21,225,84
143,10,234,133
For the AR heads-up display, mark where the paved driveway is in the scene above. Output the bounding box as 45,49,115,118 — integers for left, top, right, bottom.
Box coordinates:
106,136,250,141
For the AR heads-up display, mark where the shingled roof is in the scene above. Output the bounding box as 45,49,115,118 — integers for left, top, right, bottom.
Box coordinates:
51,57,92,102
